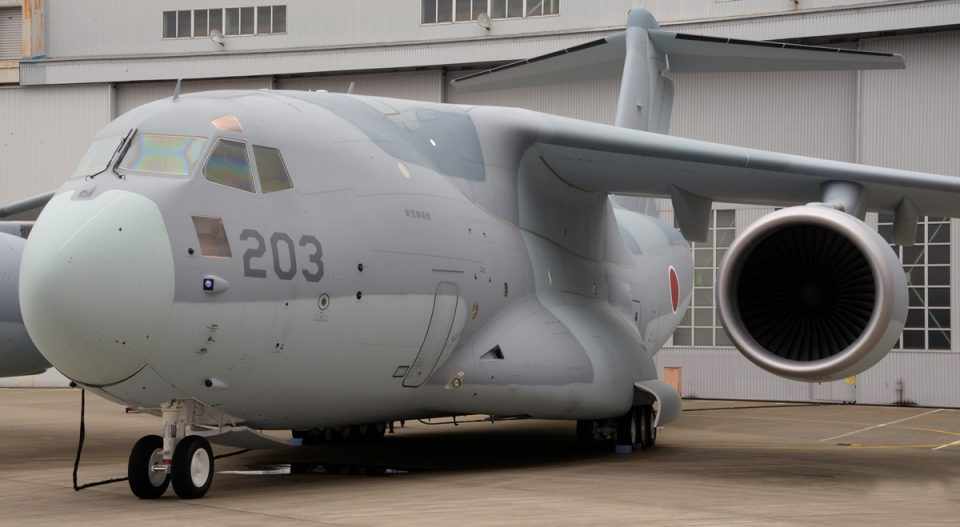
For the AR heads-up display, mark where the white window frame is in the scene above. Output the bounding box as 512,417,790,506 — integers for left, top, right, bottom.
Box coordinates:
421,0,559,25
671,209,736,348
877,215,952,352
164,6,285,39
271,5,287,34
162,10,194,39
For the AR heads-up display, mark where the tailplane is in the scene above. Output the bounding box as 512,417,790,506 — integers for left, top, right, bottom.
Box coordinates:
451,8,904,134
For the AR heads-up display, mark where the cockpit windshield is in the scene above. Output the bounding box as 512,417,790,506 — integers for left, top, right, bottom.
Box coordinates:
70,136,125,179
118,133,208,177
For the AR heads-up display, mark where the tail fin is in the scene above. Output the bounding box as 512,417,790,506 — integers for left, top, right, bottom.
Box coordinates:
616,9,672,133
450,8,904,134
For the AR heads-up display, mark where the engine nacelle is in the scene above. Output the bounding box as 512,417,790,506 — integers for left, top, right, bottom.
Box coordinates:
0,232,49,377
717,206,907,382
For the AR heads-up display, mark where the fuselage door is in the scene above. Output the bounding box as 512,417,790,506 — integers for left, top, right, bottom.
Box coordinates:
403,282,460,387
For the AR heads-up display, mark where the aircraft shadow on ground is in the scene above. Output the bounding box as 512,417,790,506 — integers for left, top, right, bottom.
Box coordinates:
205,423,960,498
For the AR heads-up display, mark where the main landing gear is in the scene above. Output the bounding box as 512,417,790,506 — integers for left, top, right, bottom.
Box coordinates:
127,401,215,499
577,403,657,452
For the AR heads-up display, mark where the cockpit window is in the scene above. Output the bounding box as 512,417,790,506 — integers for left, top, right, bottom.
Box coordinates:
118,134,208,177
204,139,255,192
71,136,124,179
253,146,293,193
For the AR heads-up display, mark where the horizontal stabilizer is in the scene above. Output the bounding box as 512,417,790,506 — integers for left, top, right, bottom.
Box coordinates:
450,34,625,92
650,31,905,72
451,29,903,92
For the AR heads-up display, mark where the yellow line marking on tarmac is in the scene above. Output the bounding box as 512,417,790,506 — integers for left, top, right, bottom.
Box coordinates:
933,438,960,451
837,443,942,449
905,426,960,437
819,408,945,442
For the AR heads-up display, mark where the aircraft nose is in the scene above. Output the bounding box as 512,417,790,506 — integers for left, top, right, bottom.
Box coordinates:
19,190,175,386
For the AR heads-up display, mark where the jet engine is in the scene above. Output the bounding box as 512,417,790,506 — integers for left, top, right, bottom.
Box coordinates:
716,205,907,382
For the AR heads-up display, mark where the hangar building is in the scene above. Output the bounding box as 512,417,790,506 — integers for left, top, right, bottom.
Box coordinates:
2,0,959,406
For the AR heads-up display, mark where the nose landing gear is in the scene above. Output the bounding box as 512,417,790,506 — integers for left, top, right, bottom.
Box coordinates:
127,400,216,499
128,434,215,499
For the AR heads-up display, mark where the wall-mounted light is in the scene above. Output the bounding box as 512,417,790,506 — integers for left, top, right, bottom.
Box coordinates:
476,13,491,31
210,29,225,47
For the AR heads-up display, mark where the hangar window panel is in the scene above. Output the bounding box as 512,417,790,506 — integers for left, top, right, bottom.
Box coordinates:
507,0,524,18
545,0,559,15
473,0,489,19
225,8,240,35
120,134,209,177
272,6,287,33
257,6,272,34
205,140,256,193
192,217,232,258
240,7,255,34
672,209,736,348
527,0,543,16
162,11,177,38
209,9,223,35
422,0,437,23
456,0,471,21
177,10,192,38
877,215,952,351
194,10,209,37
253,146,294,193
491,0,506,18
437,0,453,22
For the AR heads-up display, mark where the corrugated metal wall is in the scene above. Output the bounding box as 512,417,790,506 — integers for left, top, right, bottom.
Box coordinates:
115,77,275,117
0,7,20,59
448,75,621,124
277,70,444,102
670,69,858,161
0,84,112,204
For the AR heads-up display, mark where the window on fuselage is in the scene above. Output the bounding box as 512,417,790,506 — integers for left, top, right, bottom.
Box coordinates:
205,139,255,192
253,145,293,193
118,133,208,177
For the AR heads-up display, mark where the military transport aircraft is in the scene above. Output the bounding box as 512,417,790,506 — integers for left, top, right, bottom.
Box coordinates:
1,9,952,499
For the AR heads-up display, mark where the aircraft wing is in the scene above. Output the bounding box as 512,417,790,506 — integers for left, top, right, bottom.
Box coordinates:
0,192,55,220
480,108,959,239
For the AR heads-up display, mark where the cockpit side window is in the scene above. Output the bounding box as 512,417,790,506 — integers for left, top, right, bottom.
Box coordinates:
204,139,255,193
118,134,208,177
253,145,293,193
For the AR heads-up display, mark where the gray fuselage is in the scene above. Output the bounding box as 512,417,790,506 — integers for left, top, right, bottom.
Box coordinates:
20,90,691,430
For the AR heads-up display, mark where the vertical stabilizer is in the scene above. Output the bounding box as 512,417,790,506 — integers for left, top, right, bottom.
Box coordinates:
614,9,674,134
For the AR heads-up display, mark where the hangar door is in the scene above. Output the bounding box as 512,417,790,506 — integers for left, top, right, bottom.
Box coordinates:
0,8,21,59
114,77,274,117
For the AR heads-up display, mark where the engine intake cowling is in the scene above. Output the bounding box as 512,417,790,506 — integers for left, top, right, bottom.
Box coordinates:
717,206,907,382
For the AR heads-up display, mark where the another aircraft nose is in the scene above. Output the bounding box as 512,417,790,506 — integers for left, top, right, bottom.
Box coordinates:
20,190,175,386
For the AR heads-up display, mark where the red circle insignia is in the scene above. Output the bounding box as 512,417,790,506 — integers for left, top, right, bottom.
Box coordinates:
668,266,680,314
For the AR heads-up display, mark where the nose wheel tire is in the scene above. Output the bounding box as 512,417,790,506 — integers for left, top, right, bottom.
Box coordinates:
616,407,638,448
171,435,214,499
637,405,657,449
128,435,170,499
